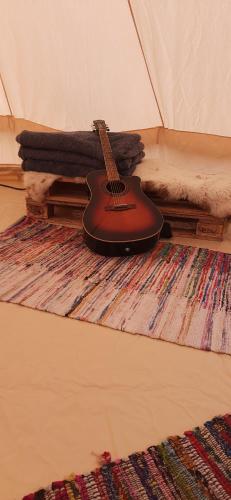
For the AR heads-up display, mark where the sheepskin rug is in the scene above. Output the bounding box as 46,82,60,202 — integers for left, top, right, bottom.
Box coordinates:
24,156,231,218
24,172,86,202
135,157,231,218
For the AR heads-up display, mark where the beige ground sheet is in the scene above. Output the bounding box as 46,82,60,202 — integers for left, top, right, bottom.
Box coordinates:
0,188,230,500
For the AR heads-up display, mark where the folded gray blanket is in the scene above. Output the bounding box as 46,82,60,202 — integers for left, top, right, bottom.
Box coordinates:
18,142,144,166
16,130,143,160
22,152,144,177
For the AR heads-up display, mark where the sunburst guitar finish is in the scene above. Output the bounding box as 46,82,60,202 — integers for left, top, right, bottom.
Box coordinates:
83,120,163,256
83,171,163,256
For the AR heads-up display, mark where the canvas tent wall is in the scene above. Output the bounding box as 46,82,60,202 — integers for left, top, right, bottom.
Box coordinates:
0,0,231,165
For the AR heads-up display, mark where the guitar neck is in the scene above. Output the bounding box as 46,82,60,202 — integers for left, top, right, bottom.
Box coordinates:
98,129,120,181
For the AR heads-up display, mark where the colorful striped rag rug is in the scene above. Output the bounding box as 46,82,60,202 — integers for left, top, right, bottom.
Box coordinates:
0,217,230,354
23,414,231,499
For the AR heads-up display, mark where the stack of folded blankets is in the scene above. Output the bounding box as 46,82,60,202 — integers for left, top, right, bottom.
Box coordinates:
16,130,145,177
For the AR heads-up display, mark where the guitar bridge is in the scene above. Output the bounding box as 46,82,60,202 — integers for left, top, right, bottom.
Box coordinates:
105,203,136,211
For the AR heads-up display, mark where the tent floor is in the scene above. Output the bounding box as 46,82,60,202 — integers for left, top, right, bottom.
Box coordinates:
0,185,231,500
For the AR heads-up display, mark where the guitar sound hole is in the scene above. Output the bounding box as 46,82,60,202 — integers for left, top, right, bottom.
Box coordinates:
106,181,126,194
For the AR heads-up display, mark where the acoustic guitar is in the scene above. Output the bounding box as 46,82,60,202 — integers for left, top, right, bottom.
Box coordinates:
83,120,163,256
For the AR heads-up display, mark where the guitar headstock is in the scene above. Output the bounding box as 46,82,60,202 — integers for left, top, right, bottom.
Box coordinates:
92,120,110,133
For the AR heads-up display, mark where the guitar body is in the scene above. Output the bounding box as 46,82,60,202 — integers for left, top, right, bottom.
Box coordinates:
83,170,163,256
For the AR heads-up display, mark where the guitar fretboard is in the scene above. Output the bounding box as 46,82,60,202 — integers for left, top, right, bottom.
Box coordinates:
98,129,120,181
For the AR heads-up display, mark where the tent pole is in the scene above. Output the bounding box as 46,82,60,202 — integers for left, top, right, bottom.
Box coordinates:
0,72,13,115
127,0,164,128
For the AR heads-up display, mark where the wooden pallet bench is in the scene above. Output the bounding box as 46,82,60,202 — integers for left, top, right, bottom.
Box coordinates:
26,178,226,240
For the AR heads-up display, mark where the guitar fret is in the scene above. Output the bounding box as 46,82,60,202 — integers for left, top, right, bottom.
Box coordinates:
98,129,120,181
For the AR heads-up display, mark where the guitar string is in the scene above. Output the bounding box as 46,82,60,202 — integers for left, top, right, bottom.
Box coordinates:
97,125,123,206
106,132,122,205
106,138,120,205
100,129,121,206
96,128,112,204
102,131,118,203
99,130,116,204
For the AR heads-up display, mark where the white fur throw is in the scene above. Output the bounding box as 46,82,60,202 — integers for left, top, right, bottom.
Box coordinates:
24,171,86,203
135,158,231,218
24,157,231,218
